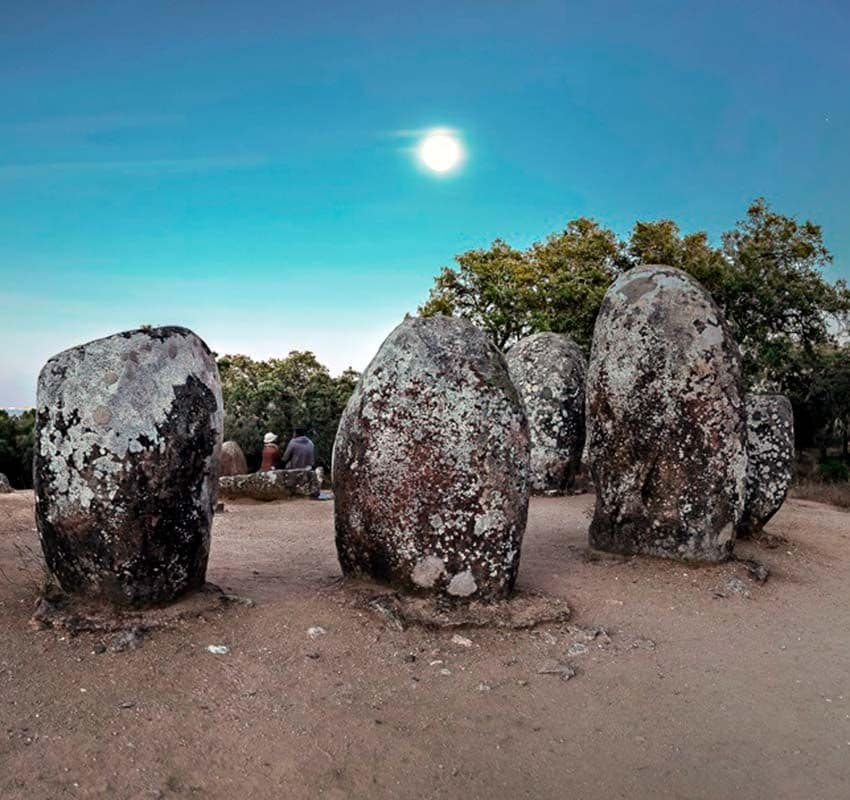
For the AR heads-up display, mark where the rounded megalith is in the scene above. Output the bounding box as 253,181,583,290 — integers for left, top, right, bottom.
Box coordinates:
0,473,12,493
333,316,531,601
506,332,587,494
737,394,794,538
586,265,747,562
220,440,248,476
34,326,223,605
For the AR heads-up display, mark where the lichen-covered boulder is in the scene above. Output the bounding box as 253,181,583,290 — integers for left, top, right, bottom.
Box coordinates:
506,332,587,494
219,468,320,501
220,440,248,476
0,473,12,493
586,265,747,562
737,394,795,537
333,316,530,601
35,326,223,605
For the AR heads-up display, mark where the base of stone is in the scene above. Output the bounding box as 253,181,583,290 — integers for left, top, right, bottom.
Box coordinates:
219,468,321,501
347,585,571,631
30,582,255,637
589,518,734,563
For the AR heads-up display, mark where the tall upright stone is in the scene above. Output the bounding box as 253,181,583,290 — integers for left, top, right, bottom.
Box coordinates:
35,326,223,605
737,394,795,537
506,332,587,494
586,265,747,562
333,316,530,601
220,440,249,476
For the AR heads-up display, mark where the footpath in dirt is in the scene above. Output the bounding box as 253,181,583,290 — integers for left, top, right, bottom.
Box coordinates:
1,491,849,800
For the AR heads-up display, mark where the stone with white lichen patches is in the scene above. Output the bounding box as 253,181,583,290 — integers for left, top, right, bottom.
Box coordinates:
736,394,794,538
506,332,587,494
333,315,531,601
219,468,320,500
586,265,747,562
34,326,223,606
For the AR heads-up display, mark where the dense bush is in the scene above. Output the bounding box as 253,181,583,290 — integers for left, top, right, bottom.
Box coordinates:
217,351,357,472
0,409,36,489
819,458,850,484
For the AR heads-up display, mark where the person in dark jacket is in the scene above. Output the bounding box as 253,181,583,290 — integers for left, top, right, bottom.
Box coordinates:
260,432,281,471
281,427,315,469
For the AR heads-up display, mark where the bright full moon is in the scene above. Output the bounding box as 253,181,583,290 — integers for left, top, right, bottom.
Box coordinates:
419,130,463,173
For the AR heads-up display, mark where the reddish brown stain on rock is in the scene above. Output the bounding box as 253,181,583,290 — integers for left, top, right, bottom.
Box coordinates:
219,440,249,477
586,265,747,562
333,316,530,601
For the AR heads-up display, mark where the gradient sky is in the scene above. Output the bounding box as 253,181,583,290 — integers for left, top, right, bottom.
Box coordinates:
2,0,849,406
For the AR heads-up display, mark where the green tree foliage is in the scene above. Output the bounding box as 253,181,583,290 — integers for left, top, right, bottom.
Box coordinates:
629,199,850,385
217,351,357,471
420,219,626,349
423,199,848,384
421,199,850,457
0,409,36,489
782,344,850,460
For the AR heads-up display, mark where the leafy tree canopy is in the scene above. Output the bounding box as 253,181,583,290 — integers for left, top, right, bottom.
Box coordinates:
422,199,850,389
218,351,357,471
0,409,36,489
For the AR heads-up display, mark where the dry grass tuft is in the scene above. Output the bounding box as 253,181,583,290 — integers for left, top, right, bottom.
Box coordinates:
791,480,850,510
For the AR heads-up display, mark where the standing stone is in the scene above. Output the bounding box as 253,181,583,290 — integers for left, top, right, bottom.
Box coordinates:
220,440,248,476
586,265,747,562
506,332,587,494
0,473,12,493
333,316,530,601
35,326,223,605
737,394,795,537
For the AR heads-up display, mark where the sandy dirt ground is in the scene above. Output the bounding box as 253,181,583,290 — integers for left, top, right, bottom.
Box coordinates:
1,490,849,800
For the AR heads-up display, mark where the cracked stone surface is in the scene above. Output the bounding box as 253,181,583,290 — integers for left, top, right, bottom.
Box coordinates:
219,468,320,501
586,265,747,562
34,326,223,605
737,394,794,538
506,332,587,494
333,316,531,601
219,440,248,477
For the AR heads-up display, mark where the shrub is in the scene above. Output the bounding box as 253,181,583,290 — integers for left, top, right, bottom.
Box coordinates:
819,458,850,483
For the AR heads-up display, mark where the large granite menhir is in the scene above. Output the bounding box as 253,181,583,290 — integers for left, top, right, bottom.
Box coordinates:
586,265,747,562
506,332,587,493
737,394,795,537
35,326,223,606
333,316,530,601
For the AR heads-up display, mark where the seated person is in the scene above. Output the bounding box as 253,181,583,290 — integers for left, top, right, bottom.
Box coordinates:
281,427,316,470
260,432,281,471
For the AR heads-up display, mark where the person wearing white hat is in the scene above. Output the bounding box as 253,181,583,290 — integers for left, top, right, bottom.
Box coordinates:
260,432,281,471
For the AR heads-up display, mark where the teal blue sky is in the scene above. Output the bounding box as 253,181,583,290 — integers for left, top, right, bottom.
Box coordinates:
2,1,849,406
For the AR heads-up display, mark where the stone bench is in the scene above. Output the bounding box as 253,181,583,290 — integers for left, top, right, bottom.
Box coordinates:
219,468,321,501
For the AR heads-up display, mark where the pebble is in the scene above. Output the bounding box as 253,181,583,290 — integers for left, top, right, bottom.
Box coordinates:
538,661,577,681
207,645,230,655
451,634,473,647
307,626,327,639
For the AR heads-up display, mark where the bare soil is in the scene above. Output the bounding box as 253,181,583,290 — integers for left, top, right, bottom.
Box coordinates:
1,491,849,799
